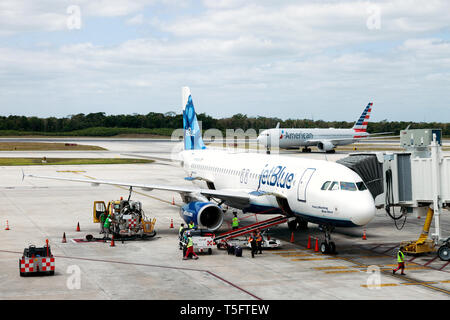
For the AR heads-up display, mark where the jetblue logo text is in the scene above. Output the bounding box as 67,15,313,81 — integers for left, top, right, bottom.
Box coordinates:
258,165,294,189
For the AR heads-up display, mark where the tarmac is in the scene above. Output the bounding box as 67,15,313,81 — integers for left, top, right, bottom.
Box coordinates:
0,139,449,300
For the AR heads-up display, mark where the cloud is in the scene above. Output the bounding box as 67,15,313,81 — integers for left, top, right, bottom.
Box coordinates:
0,0,449,121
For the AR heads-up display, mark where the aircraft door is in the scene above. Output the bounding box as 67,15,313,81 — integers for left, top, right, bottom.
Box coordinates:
297,168,316,202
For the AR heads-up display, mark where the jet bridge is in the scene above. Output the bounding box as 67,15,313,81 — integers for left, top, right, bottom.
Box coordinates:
337,129,450,260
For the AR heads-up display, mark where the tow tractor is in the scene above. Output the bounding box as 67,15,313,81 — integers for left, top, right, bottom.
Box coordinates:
93,197,156,240
19,240,55,277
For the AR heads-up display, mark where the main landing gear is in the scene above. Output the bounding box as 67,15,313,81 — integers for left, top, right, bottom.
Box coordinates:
301,147,312,153
319,225,336,254
288,217,308,231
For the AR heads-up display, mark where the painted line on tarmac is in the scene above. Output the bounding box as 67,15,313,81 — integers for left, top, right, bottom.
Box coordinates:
281,236,450,296
0,249,262,300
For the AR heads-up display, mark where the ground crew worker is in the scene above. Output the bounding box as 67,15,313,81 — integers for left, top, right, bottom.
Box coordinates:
248,232,257,258
178,223,185,250
231,212,239,230
188,221,195,229
393,247,406,275
103,213,113,239
183,234,199,260
99,211,106,234
179,223,185,236
256,229,263,254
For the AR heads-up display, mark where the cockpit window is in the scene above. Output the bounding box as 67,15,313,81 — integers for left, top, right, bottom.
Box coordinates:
328,181,339,191
356,181,368,191
340,182,357,191
321,181,331,190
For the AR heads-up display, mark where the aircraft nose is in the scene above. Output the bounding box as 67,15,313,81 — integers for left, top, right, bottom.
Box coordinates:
257,133,266,146
350,195,376,226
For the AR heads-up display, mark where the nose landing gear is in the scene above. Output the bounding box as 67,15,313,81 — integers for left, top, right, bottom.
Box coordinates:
319,225,336,254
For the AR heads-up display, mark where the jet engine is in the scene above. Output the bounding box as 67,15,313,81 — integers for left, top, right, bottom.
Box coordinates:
317,141,335,152
180,201,224,231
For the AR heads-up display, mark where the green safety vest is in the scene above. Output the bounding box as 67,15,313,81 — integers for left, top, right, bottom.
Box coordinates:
232,217,239,227
100,213,106,223
397,251,405,263
187,238,193,248
104,216,112,229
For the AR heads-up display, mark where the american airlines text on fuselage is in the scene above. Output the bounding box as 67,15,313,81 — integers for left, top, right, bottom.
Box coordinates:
281,131,314,140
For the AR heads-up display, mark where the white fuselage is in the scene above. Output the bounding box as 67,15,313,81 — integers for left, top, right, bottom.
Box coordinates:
180,149,375,228
257,128,369,149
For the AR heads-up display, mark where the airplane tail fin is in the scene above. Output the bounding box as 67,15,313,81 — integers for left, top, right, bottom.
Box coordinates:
182,87,206,150
352,102,373,132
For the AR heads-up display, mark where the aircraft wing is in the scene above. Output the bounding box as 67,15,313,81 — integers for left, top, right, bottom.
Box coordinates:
22,171,265,209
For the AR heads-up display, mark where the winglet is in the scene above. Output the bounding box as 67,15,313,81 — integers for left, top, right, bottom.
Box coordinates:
21,169,25,182
275,122,280,129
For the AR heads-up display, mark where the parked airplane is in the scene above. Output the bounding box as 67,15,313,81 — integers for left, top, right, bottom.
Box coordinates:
257,102,378,153
24,87,376,254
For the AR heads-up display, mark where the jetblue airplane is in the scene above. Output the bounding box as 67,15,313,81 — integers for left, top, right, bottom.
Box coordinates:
257,103,376,153
24,87,376,254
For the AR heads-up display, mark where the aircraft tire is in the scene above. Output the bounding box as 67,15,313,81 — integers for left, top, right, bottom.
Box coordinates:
329,242,336,254
320,242,329,254
288,220,298,231
297,220,308,230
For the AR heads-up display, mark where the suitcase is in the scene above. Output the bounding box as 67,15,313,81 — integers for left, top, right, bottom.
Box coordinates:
227,244,235,255
235,246,242,257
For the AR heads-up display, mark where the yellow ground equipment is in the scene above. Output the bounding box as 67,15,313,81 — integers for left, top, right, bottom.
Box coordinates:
93,199,156,239
401,207,436,255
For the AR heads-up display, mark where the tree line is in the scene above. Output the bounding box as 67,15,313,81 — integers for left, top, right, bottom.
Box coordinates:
0,112,448,136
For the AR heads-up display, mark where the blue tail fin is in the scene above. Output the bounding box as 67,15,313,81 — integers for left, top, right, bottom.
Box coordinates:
182,87,206,150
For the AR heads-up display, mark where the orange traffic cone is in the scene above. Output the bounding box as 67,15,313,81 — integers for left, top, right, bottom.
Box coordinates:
110,235,115,247
62,232,67,243
170,219,174,229
307,235,311,249
290,232,294,243
172,197,175,205
5,220,10,230
362,229,367,240
76,222,80,232
314,238,319,252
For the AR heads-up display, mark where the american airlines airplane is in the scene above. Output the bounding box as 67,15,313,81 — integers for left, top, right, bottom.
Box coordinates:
24,87,376,254
257,103,375,153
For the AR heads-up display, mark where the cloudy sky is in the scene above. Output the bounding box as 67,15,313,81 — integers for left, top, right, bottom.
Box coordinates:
0,0,449,122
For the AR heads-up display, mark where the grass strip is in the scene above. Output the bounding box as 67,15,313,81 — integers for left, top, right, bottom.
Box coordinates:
0,142,106,151
0,158,154,166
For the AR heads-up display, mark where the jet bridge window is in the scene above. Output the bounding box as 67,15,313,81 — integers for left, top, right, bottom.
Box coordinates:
340,182,357,191
321,181,331,190
328,181,339,191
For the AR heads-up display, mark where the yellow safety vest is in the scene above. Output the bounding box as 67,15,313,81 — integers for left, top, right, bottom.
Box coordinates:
397,251,405,263
187,238,193,248
232,217,239,227
188,222,195,229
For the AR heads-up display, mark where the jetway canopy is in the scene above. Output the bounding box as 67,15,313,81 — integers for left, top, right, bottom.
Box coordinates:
337,154,384,200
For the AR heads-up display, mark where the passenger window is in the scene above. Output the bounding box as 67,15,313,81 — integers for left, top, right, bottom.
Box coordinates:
340,182,357,191
328,181,339,191
356,181,367,191
321,181,331,190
